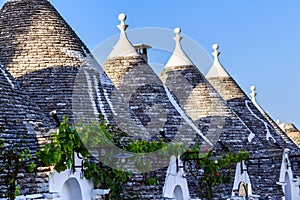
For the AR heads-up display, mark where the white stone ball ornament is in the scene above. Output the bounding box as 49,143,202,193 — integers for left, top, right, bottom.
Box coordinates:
174,27,181,34
250,85,256,91
212,44,219,50
118,13,126,21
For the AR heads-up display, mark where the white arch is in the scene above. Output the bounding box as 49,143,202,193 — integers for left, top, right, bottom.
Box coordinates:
174,185,184,200
232,161,254,197
277,149,300,200
163,156,190,200
284,172,292,200
61,178,83,200
47,155,95,199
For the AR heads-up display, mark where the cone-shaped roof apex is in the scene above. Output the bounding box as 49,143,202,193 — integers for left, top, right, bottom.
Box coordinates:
166,28,193,67
107,13,139,58
206,44,230,78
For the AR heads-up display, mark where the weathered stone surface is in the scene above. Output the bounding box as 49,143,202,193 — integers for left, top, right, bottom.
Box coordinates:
103,56,207,146
0,64,53,197
0,0,150,198
160,65,252,151
0,0,87,78
206,76,300,198
0,0,147,139
0,0,111,124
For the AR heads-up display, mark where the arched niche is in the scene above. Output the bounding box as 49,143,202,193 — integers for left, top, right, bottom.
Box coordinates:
61,178,83,200
238,181,247,197
285,172,292,200
174,185,184,200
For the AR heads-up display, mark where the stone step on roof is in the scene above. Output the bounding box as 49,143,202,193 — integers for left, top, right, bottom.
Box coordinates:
103,14,211,148
0,64,54,196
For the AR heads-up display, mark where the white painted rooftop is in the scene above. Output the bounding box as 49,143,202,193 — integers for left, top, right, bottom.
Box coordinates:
165,28,194,67
206,44,230,78
108,13,139,58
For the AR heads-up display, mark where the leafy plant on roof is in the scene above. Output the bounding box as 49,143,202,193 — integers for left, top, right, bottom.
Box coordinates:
0,136,36,200
37,115,250,200
37,116,177,199
183,148,250,200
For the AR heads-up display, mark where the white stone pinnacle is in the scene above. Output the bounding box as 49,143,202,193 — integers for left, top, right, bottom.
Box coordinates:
173,27,182,42
117,13,128,32
107,13,139,58
250,85,257,101
206,44,230,78
249,85,266,115
165,27,193,67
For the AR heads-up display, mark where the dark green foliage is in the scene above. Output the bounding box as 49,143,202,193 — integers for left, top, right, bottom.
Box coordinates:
37,117,89,172
37,117,131,199
194,150,250,199
37,116,250,200
0,138,35,200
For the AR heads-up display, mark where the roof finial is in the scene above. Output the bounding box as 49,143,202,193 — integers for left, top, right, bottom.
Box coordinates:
249,85,266,114
107,13,139,58
212,44,220,60
250,85,257,102
117,13,128,32
206,44,230,78
165,27,193,67
173,27,182,42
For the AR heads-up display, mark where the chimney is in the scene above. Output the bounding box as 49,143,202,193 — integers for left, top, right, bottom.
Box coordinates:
133,44,152,63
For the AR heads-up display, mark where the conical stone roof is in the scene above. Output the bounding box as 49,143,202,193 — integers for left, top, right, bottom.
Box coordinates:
0,63,53,196
103,15,215,198
206,44,300,198
0,0,89,78
206,44,296,150
0,0,144,136
160,28,253,151
103,14,211,146
0,0,94,123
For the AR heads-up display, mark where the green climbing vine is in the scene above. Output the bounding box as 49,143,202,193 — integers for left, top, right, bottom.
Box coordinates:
183,148,250,200
37,117,176,199
36,116,250,200
0,138,35,200
36,117,89,172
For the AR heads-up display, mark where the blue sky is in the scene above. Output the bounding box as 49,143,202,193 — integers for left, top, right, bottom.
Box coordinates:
0,0,299,128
